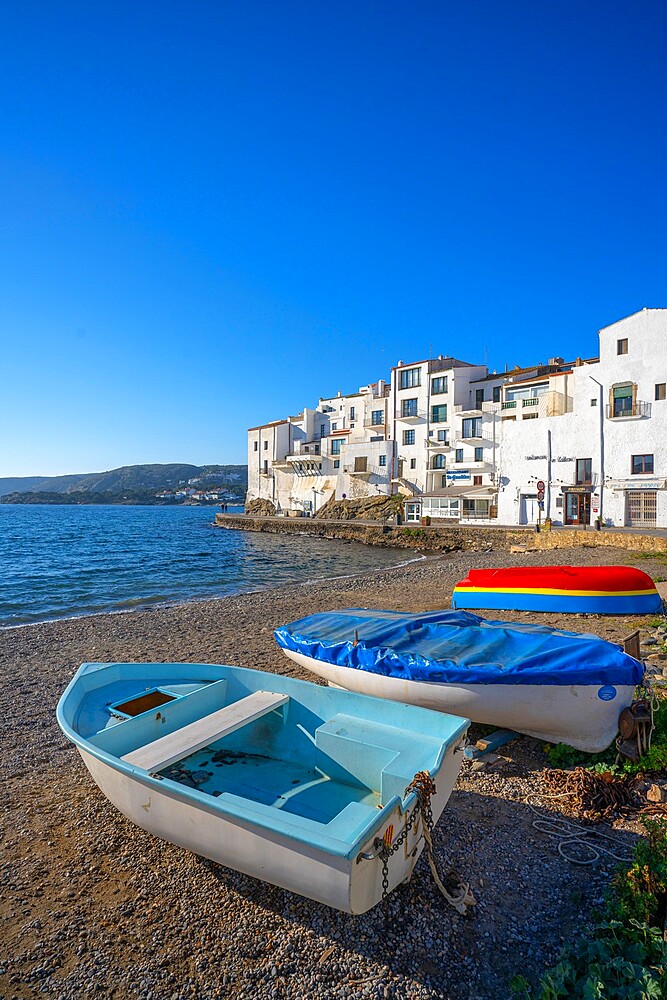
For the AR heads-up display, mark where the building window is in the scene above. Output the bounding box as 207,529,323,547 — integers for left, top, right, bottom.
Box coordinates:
475,388,484,408
437,429,448,442
333,459,340,468
474,447,483,462
455,448,463,463
576,458,592,484
492,386,501,403
591,398,597,406
319,424,326,438
473,475,482,486
350,406,355,420
462,417,482,438
401,398,418,418
632,454,654,475
264,440,268,450
617,338,628,355
331,439,345,456
612,384,634,417
403,429,415,445
253,441,258,451
441,474,447,488
332,422,337,431
263,460,268,474
399,367,421,389
371,410,383,425
410,458,416,470
431,404,447,423
431,376,448,394
432,454,446,469
656,383,666,401
379,455,387,467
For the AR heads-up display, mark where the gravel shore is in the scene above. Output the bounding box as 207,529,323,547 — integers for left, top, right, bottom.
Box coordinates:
2,545,665,1000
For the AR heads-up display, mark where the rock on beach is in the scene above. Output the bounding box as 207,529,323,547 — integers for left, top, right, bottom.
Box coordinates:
1,545,664,999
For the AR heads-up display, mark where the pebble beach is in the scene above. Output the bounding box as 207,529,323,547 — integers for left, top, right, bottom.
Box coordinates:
2,544,665,1000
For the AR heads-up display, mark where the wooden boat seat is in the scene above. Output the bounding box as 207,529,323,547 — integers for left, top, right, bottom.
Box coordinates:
121,690,289,773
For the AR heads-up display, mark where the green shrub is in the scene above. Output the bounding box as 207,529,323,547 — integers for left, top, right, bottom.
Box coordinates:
544,697,667,777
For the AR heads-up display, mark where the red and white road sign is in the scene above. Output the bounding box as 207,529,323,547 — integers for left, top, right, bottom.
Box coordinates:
536,480,545,491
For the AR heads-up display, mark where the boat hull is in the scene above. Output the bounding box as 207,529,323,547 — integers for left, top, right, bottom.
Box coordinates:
452,565,662,614
282,649,634,753
58,662,468,914
78,741,463,913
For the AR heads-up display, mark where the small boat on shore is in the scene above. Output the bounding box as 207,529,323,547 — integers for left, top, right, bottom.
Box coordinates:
274,609,645,752
451,565,661,614
57,662,469,913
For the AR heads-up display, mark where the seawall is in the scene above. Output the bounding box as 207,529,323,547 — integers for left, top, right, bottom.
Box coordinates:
214,513,667,554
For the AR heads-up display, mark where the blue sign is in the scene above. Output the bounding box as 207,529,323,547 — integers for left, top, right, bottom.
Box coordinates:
446,471,470,481
597,686,617,702
537,501,544,510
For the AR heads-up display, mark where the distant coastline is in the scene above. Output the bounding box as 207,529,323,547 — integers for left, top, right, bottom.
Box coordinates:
0,461,248,507
0,491,244,506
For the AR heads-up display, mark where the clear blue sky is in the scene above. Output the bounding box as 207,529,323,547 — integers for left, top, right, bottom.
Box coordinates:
1,1,665,476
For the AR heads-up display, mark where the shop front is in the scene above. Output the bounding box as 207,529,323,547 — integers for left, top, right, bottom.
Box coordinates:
607,479,665,528
563,487,592,525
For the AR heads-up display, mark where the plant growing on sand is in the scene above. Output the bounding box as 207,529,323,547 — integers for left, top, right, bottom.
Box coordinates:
510,818,667,998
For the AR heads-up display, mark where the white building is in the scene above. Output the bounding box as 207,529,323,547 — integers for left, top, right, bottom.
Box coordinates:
246,309,667,528
246,383,392,515
496,309,667,529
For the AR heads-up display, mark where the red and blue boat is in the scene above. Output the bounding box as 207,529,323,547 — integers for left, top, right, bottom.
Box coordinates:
451,565,662,615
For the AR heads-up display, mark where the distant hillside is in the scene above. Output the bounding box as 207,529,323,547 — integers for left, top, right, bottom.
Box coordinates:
0,464,248,498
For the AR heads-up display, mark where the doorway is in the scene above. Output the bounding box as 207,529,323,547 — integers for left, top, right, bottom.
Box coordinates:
626,491,657,527
520,495,538,524
565,492,591,525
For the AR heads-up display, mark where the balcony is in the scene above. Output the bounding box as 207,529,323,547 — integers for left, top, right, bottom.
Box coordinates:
364,417,386,429
455,404,484,417
396,408,426,423
606,400,651,420
425,438,451,451
343,464,387,478
501,392,573,419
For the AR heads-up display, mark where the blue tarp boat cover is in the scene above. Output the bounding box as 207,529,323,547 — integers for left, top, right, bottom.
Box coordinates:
274,609,644,687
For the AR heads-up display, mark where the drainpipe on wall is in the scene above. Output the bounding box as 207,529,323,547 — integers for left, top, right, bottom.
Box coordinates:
546,428,552,520
390,377,397,493
588,375,604,522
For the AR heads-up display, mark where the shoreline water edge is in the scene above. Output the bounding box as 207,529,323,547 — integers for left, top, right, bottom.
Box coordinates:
3,545,665,999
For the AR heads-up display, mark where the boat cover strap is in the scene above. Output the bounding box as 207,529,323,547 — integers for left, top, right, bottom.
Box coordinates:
274,609,644,687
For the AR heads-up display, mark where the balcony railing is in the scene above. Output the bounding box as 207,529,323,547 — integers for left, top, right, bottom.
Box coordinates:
606,400,651,419
501,392,573,418
396,408,426,422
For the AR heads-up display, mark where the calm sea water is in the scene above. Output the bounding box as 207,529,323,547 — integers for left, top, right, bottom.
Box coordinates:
0,505,412,626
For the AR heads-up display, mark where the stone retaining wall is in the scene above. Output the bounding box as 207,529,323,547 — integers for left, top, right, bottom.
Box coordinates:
214,513,667,554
